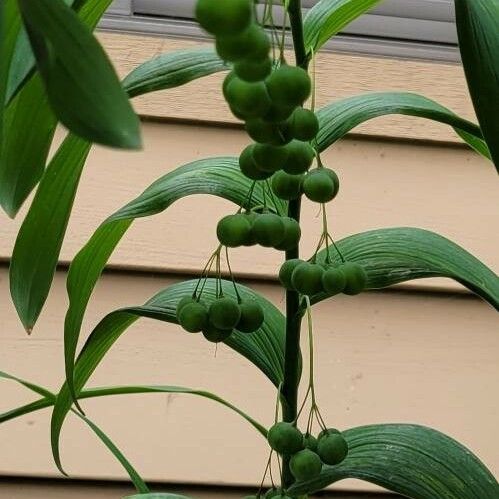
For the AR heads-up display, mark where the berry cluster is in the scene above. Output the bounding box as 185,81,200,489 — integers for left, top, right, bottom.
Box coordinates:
267,423,348,481
279,259,368,296
217,211,301,251
176,293,264,342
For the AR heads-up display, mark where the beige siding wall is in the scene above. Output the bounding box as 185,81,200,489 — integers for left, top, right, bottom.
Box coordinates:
0,31,498,496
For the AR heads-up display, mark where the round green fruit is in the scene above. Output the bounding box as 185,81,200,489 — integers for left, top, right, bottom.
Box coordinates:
225,77,271,119
176,295,196,317
318,427,340,440
271,171,303,200
322,266,346,295
217,214,252,247
303,433,318,452
209,297,241,329
291,262,325,296
267,422,304,455
282,140,315,174
245,119,290,146
317,433,349,465
302,168,339,203
289,449,322,481
279,258,304,290
266,65,312,107
236,300,264,333
264,489,286,498
202,324,233,343
289,107,319,141
342,262,368,295
275,217,301,251
253,143,289,173
178,301,208,333
216,24,270,62
195,0,252,36
239,144,273,180
235,57,272,82
252,213,286,248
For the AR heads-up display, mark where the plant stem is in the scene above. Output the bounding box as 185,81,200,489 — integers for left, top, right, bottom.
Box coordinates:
282,0,309,489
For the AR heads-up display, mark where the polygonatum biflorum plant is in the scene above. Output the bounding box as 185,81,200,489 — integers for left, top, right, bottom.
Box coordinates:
1,0,498,498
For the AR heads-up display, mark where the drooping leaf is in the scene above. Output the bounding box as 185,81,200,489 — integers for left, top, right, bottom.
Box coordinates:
288,424,499,498
63,157,286,405
53,279,285,473
0,76,56,217
9,134,91,332
0,371,149,492
315,92,491,161
312,227,499,310
455,0,499,172
304,0,382,52
123,47,227,98
17,0,141,149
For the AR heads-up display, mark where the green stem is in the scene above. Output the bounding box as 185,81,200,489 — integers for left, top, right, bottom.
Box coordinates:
282,3,309,489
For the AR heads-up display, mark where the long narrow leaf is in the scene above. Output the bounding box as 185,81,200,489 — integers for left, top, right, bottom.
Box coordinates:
63,157,286,406
52,279,285,473
9,134,91,332
312,227,499,310
288,424,499,498
18,0,141,149
123,47,227,98
315,92,491,161
304,0,382,52
0,370,148,492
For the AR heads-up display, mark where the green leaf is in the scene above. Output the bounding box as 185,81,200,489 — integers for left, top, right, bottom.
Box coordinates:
288,424,499,498
52,278,285,473
17,0,141,149
124,495,191,499
313,227,499,310
9,134,91,332
0,370,149,493
63,157,286,404
304,0,382,52
455,0,499,172
315,92,491,161
123,47,227,98
0,76,56,217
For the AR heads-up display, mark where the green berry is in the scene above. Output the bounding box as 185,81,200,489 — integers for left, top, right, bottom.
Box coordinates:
267,422,304,455
209,297,241,329
235,57,272,82
289,107,319,141
271,171,303,200
225,77,271,119
216,24,270,62
342,262,368,295
239,145,273,180
252,213,286,248
264,489,286,498
176,295,195,317
317,433,349,465
318,427,340,440
217,214,252,247
291,262,325,296
302,168,339,203
264,102,296,123
178,301,208,333
236,300,264,333
290,449,323,481
266,65,311,107
303,433,318,452
253,143,289,173
282,140,315,174
195,0,252,36
275,217,301,251
279,258,304,290
241,211,258,246
322,266,346,295
202,324,233,343
245,119,290,146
